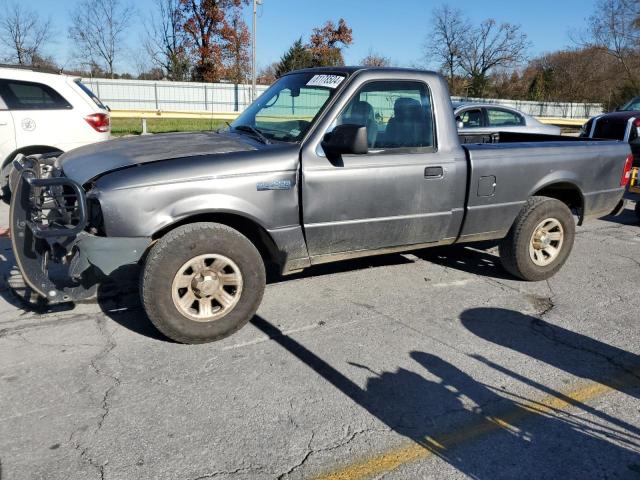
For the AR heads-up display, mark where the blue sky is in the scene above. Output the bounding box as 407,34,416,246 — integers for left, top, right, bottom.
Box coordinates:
27,0,597,74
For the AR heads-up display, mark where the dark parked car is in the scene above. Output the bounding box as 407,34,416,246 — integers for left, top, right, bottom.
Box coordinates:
10,67,633,344
581,97,640,219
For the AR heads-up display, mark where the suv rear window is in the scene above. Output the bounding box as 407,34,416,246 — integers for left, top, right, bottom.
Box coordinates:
0,80,72,110
74,80,106,109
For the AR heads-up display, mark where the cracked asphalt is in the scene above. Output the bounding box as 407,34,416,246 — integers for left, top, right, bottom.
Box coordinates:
0,203,639,480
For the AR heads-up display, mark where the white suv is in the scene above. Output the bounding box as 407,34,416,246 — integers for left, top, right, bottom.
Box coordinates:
0,67,110,199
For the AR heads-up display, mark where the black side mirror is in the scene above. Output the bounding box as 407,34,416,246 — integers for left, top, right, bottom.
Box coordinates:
321,124,369,158
455,116,464,129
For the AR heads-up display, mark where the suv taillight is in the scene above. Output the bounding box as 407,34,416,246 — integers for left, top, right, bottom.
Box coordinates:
84,113,110,133
621,154,634,186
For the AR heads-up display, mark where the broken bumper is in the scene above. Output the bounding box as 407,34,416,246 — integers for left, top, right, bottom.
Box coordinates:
9,155,151,304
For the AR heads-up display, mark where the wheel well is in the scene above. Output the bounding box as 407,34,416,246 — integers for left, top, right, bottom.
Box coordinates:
2,145,63,170
534,183,584,224
152,213,281,266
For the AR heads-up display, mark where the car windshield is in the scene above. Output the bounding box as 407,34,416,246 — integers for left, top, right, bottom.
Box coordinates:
620,97,640,111
231,72,346,142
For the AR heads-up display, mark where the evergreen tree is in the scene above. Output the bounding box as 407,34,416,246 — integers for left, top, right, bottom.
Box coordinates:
275,38,313,77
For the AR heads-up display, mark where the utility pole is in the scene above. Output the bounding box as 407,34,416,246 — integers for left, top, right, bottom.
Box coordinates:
252,0,262,102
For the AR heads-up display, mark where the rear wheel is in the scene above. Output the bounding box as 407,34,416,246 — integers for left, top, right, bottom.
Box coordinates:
141,222,266,344
499,196,575,281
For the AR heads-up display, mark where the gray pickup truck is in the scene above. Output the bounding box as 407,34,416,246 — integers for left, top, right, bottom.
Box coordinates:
10,67,632,343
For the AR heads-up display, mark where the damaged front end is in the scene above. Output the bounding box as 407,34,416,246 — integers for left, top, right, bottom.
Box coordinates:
9,154,151,304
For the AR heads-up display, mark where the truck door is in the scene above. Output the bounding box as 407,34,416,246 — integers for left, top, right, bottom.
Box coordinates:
301,79,466,259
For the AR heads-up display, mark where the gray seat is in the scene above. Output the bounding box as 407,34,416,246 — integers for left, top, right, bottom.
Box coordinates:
385,97,432,148
341,100,378,147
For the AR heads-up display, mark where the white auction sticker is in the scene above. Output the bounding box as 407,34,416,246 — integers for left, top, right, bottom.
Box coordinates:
306,74,345,89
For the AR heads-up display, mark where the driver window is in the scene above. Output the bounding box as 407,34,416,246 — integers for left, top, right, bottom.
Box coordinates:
332,80,434,150
458,109,483,128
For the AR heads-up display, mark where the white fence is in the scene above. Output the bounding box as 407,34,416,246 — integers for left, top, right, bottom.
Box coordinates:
82,78,269,112
82,77,603,119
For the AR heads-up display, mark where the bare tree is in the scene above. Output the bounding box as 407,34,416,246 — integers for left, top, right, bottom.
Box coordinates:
426,6,468,86
457,19,530,97
361,50,391,67
69,0,134,78
143,0,190,80
0,2,52,65
581,0,640,88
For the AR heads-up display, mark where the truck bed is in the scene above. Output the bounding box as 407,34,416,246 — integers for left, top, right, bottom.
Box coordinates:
456,132,630,242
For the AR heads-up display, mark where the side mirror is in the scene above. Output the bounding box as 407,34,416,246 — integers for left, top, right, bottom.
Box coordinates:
321,124,369,158
455,116,464,129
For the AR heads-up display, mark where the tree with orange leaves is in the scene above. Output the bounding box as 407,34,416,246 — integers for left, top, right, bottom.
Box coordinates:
308,18,353,67
221,3,251,84
179,0,249,82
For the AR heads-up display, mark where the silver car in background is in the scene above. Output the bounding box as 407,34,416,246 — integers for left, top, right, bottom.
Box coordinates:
453,102,561,136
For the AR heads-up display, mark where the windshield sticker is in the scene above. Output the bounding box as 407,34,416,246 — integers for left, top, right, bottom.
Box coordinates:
306,74,345,89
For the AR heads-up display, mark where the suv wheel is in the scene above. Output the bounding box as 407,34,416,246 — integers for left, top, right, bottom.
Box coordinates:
141,222,266,344
499,196,575,281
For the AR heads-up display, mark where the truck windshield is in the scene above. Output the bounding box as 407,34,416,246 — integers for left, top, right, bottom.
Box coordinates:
231,72,345,142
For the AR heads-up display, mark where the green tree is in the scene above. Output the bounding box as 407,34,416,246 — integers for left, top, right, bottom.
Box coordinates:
275,38,313,77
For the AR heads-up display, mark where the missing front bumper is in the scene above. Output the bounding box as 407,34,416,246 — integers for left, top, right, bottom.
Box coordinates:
9,155,150,304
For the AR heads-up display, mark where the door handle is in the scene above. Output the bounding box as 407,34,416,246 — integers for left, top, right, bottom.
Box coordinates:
0,122,7,126
424,166,444,178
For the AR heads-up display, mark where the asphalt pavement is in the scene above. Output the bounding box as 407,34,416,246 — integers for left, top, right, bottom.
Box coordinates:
0,202,639,480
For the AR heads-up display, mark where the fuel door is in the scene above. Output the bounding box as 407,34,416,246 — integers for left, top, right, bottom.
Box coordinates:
478,175,497,197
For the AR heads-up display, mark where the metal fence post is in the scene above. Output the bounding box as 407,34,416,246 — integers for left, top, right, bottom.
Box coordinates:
154,83,159,110
234,84,239,112
204,85,208,110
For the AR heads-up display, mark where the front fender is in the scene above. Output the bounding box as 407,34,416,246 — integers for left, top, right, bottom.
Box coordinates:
94,172,300,238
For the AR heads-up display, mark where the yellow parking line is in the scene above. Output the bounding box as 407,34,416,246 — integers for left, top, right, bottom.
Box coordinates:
315,376,637,480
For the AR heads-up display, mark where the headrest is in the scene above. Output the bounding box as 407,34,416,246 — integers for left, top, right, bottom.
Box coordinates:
394,97,422,119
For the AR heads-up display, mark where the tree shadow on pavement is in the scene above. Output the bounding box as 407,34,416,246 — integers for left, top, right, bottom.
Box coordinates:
460,307,640,402
251,314,640,478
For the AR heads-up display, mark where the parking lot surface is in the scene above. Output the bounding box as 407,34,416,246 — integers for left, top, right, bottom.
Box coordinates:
0,203,639,480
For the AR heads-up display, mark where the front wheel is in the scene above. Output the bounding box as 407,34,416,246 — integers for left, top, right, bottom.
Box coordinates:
141,222,266,344
499,196,575,281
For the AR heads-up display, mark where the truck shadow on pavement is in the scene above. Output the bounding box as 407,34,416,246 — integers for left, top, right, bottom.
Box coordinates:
251,310,640,478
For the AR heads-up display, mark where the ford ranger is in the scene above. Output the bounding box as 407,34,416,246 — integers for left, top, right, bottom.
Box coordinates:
9,67,634,343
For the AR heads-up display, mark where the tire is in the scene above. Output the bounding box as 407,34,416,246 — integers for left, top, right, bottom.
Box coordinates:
635,202,640,223
141,222,266,344
499,196,575,281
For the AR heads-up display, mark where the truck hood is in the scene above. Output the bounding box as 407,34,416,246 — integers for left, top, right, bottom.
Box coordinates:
58,131,257,185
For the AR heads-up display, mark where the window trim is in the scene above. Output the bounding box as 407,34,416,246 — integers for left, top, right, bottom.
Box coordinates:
325,78,438,155
0,79,73,111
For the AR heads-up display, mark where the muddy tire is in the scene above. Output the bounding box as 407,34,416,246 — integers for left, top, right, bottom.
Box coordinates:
499,196,575,281
141,222,265,344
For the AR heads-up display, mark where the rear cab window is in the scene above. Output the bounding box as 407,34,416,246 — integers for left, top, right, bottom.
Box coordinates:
0,80,72,110
74,80,107,109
